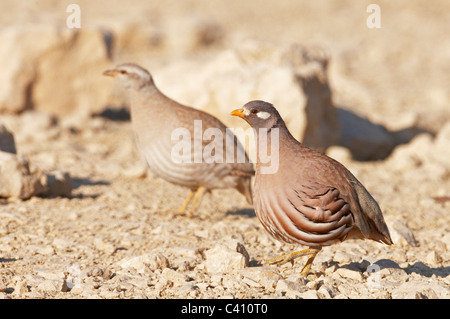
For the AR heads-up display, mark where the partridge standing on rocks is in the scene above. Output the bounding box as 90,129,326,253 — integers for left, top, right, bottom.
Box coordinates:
103,63,254,216
231,100,392,276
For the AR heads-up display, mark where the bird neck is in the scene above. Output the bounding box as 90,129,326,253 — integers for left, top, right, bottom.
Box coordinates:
253,121,293,175
127,84,160,114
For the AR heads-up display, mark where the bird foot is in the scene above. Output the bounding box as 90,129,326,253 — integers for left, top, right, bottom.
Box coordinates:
264,248,314,266
264,248,321,277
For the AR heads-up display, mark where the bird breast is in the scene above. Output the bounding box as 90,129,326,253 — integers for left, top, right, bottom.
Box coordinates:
253,177,354,247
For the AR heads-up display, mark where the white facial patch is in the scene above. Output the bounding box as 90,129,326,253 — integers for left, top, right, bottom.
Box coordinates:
256,111,271,120
242,108,251,116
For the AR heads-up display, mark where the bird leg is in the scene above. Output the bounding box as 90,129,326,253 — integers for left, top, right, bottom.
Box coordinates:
177,190,195,214
264,248,321,277
299,249,321,277
187,186,206,218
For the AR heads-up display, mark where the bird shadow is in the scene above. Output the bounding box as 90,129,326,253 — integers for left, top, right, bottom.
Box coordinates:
226,208,256,218
341,258,450,278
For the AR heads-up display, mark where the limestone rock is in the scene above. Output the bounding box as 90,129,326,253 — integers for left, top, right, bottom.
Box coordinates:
275,278,308,298
45,170,72,197
0,151,47,199
389,220,419,247
205,243,249,274
0,25,113,115
431,121,450,169
391,280,449,299
117,253,170,273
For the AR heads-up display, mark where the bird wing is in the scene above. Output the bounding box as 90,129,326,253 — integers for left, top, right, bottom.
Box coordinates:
174,105,254,176
293,147,392,245
346,172,393,244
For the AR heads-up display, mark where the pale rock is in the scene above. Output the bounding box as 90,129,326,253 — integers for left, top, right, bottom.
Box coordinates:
98,286,120,299
389,220,419,247
0,278,7,293
146,253,171,272
177,282,199,297
0,25,113,115
333,267,363,281
226,240,250,266
12,280,28,295
205,243,249,274
317,285,336,299
117,253,170,273
298,290,319,299
128,278,150,290
431,121,450,169
154,278,172,296
222,275,247,290
110,15,223,58
391,280,449,299
34,269,64,282
37,279,60,293
14,111,58,143
45,170,72,197
239,267,281,283
29,245,55,256
162,15,224,53
336,283,358,298
109,21,164,55
416,288,439,299
0,151,47,199
333,251,358,264
441,233,450,250
0,293,10,299
386,134,433,172
425,251,443,265
93,238,116,254
275,279,306,298
167,246,205,259
0,123,16,154
241,277,262,288
52,238,71,251
161,268,190,285
287,43,341,152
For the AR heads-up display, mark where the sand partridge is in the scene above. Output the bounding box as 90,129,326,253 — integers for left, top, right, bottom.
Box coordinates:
231,100,392,276
103,63,254,216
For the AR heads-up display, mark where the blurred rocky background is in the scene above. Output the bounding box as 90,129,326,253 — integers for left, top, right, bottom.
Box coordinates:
0,0,449,299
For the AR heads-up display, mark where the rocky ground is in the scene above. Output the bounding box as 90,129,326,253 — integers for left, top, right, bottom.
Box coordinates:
0,0,449,299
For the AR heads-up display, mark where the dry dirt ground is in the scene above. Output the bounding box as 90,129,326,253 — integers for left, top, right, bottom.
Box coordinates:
1,0,450,299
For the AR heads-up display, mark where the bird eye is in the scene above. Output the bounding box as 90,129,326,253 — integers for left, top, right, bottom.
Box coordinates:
119,70,127,74
251,109,258,114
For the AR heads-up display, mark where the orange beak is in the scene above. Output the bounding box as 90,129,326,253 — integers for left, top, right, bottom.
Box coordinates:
230,108,245,118
102,69,117,77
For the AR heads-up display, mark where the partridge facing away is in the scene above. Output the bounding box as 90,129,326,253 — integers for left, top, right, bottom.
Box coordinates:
231,100,392,276
103,63,254,216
